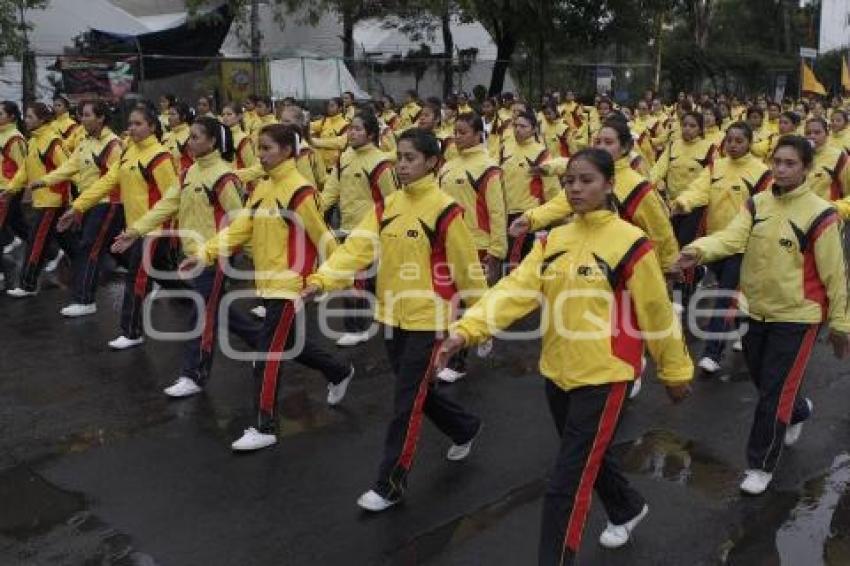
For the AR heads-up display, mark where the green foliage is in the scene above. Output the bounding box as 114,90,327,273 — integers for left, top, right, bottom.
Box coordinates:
0,0,49,59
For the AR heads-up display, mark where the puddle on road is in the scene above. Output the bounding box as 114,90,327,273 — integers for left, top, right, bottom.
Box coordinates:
722,453,850,566
277,388,346,438
611,429,741,500
0,464,158,565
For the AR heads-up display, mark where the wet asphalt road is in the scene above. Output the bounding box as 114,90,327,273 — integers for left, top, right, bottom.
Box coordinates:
2,261,850,566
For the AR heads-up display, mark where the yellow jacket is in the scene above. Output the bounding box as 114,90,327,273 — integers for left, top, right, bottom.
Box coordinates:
398,102,422,131
321,143,397,232
500,137,560,213
307,174,487,331
540,117,571,159
5,124,68,208
197,158,337,298
704,126,724,153
688,183,850,331
73,134,178,229
525,157,679,271
310,113,349,170
251,113,278,151
132,151,243,256
438,145,507,258
483,116,502,159
452,210,693,390
808,144,850,201
52,112,84,153
0,123,26,183
163,123,193,175
39,127,122,205
650,136,715,199
236,141,327,194
232,125,256,171
830,129,850,154
674,152,771,234
243,110,260,137
381,109,400,132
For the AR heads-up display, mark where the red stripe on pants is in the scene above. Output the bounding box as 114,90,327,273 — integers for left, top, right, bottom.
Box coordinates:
508,234,525,271
133,238,160,298
776,324,818,425
562,382,628,555
200,267,225,355
0,199,8,227
27,209,57,266
88,204,117,262
397,340,443,471
259,302,296,415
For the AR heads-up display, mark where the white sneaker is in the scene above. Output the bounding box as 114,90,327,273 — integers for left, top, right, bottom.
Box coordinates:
327,366,355,406
732,339,743,352
784,398,813,446
6,287,37,298
356,489,398,512
108,335,145,350
163,377,203,398
740,469,773,495
698,357,721,373
629,378,642,399
599,504,649,548
476,337,494,358
60,303,97,317
231,427,277,451
336,331,369,347
437,367,466,383
447,424,482,461
44,249,65,273
251,305,266,318
2,236,22,254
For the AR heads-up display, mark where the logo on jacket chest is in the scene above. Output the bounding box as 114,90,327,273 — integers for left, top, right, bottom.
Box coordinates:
778,236,796,253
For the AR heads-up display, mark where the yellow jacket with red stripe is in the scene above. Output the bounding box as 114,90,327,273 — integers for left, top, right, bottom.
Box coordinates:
0,123,26,184
52,112,84,153
163,122,193,175
650,136,715,200
452,210,693,390
251,113,278,150
310,113,349,171
236,141,327,195
321,143,397,232
381,109,400,132
525,157,678,271
38,127,122,205
231,125,256,171
807,144,850,202
500,137,561,213
243,110,260,137
73,135,178,229
438,145,507,259
307,174,487,331
688,182,850,331
674,152,771,234
197,158,337,298
540,117,571,159
5,124,68,208
398,102,422,131
132,151,244,256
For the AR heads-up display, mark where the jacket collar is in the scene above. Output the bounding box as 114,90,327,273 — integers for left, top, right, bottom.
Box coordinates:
401,174,436,197
458,144,486,157
135,134,159,151
574,209,618,226
194,150,222,170
266,157,297,181
772,180,811,200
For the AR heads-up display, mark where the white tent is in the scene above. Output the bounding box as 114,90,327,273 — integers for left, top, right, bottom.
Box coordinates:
221,4,343,58
268,58,369,100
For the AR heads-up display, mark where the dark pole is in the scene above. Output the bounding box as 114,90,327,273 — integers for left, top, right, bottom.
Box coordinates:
19,1,35,105
251,0,260,94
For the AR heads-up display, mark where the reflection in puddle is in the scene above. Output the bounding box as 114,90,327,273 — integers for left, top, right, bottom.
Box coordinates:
278,388,345,438
0,465,85,538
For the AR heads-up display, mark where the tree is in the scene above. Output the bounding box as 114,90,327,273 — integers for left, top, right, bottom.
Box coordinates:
0,0,49,104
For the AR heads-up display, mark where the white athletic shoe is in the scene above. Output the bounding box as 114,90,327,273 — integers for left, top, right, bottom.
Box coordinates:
60,303,97,317
740,469,773,495
698,357,721,374
108,335,145,350
629,378,642,400
231,427,277,452
44,249,65,273
336,331,369,347
6,287,37,298
250,305,266,318
163,377,203,398
447,424,482,461
732,339,743,352
3,236,22,254
784,398,813,446
476,338,494,358
437,367,467,383
599,504,649,548
327,366,355,406
357,490,398,512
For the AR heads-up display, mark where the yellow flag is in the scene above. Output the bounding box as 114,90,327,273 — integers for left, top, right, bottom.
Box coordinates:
842,57,850,92
801,61,827,96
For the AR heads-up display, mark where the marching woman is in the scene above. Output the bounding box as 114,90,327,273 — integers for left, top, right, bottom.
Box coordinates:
438,148,693,565
57,104,178,350
52,94,84,153
196,95,217,119
481,97,503,159
398,89,422,131
29,101,123,317
671,122,771,374
220,102,256,172
418,97,457,166
702,105,725,151
301,128,487,512
802,118,850,203
320,112,397,347
163,101,195,176
677,135,850,495
250,96,277,150
310,97,350,174
829,109,850,153
179,123,354,451
500,109,560,267
752,110,801,163
0,101,28,264
1,102,69,298
377,95,400,132
112,117,257,398
540,104,571,160
436,112,506,382
158,94,176,133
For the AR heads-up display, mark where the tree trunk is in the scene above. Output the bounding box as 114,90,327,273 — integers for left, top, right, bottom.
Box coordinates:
653,14,663,92
441,8,453,98
781,0,792,54
489,33,516,96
